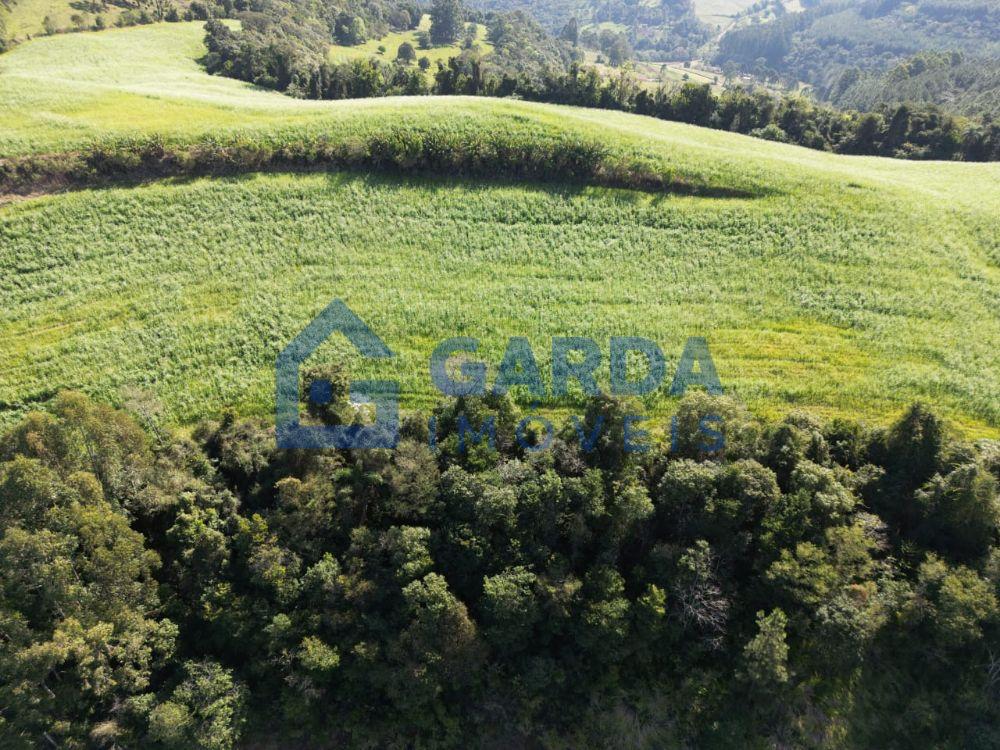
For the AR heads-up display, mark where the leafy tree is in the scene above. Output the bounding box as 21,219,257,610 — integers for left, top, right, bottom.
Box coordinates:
607,36,632,67
148,661,247,750
559,17,579,46
334,13,367,45
744,609,790,686
480,566,540,650
397,41,416,63
389,8,412,31
914,462,1000,562
0,444,174,747
430,0,463,46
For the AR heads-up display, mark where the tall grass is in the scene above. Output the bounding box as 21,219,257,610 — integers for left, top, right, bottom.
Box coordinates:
0,23,997,436
1,169,997,435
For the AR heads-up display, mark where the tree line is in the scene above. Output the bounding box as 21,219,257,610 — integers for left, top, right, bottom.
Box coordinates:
203,15,1000,162
1,383,999,748
456,61,1000,160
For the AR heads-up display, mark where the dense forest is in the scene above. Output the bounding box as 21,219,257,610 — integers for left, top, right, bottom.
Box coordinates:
468,0,709,60
828,52,1000,120
715,0,1000,117
2,383,999,748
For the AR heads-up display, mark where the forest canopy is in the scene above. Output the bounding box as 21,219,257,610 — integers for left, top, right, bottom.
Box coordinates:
714,0,1000,118
1,387,999,747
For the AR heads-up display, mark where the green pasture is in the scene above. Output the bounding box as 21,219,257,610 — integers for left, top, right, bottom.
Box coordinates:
0,23,998,435
2,0,126,40
326,14,492,66
694,0,763,27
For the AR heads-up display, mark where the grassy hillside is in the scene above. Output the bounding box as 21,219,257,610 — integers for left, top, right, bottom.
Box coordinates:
694,0,760,29
716,0,1000,107
0,22,334,155
2,0,120,40
0,23,998,436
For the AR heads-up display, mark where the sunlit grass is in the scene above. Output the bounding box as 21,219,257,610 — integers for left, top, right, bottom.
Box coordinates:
2,0,126,39
1,170,997,436
0,23,998,436
326,14,492,67
694,0,759,27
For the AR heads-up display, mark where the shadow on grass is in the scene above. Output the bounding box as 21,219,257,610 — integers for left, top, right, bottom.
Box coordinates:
0,133,779,203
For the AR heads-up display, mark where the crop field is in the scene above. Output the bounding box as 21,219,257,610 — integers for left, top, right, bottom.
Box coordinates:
326,14,492,66
0,23,999,436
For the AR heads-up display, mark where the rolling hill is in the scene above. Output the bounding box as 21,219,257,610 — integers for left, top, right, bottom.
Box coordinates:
1,0,130,40
1,22,998,436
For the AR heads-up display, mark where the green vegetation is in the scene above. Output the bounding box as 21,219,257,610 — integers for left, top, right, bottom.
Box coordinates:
2,161,998,436
1,23,999,436
471,0,710,60
0,10,999,750
1,0,123,39
583,55,723,91
429,0,463,44
327,13,492,65
199,10,999,160
694,0,760,28
0,23,329,155
831,52,1000,121
715,0,1000,117
1,0,201,42
2,389,999,747
206,1,573,99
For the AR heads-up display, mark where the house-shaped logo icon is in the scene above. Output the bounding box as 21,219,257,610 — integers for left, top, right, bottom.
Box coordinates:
276,300,399,449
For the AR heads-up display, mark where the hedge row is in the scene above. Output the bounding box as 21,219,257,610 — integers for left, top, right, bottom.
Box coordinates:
0,130,755,199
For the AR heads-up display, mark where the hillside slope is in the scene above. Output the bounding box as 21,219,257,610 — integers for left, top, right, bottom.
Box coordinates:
0,23,998,434
716,0,1000,108
832,53,1000,120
